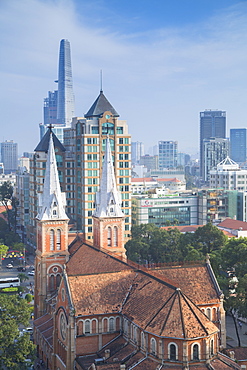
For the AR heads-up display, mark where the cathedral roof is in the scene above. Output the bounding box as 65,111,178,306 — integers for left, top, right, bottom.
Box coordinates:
67,242,218,339
36,133,68,221
85,90,119,118
34,126,66,152
94,137,124,218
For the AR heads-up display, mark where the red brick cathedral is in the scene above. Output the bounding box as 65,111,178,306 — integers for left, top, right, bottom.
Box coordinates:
34,133,238,370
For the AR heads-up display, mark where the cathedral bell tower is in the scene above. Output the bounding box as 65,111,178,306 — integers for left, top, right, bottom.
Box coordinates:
34,133,69,318
93,137,126,260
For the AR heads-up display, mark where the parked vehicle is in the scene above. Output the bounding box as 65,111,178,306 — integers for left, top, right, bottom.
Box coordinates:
0,277,20,288
6,263,13,269
28,270,35,276
17,266,26,272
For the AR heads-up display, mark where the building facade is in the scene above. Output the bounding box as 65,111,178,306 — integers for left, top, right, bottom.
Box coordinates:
132,191,198,226
202,137,229,183
230,128,247,164
1,140,18,174
131,141,144,165
33,135,233,370
200,110,226,178
63,90,131,240
158,140,178,169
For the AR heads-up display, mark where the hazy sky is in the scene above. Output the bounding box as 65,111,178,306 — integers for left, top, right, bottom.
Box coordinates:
1,0,247,156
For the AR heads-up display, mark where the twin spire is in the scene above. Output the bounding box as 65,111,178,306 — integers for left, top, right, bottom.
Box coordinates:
37,133,68,221
37,133,123,222
94,137,124,218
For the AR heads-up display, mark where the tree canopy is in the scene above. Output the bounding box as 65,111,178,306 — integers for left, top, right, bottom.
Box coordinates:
125,223,226,264
0,294,35,369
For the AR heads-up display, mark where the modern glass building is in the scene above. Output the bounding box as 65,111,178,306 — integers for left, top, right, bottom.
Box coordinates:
158,141,178,169
1,140,18,174
200,110,226,178
230,128,247,164
40,39,75,143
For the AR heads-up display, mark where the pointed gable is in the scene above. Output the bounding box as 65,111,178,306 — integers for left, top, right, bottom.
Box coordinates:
35,126,66,152
94,137,124,218
37,133,68,221
85,90,119,118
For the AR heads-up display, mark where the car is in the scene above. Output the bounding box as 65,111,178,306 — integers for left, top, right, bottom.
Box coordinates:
6,263,13,269
23,327,33,335
17,266,26,272
28,270,35,276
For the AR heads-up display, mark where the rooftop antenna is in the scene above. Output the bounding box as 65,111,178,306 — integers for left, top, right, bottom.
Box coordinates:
100,69,103,93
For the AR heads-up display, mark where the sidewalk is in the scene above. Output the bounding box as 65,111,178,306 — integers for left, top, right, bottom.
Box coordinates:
226,314,247,347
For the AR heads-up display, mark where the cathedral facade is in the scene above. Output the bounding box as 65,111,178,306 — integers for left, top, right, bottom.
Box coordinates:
34,133,237,370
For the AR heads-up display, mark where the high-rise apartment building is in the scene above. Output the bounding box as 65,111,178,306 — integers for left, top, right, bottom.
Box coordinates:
200,110,226,177
1,140,18,174
202,137,229,183
230,128,247,164
27,90,131,247
131,141,144,165
40,39,75,142
158,141,178,169
63,90,131,240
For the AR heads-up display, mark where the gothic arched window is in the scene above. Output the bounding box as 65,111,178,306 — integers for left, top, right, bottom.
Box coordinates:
192,344,199,360
56,229,61,250
107,227,112,246
113,226,118,246
50,229,54,250
169,343,177,360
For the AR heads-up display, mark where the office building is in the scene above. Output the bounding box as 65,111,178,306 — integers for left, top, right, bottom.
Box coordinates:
198,189,239,225
158,141,178,169
200,110,226,177
230,128,247,164
210,156,247,191
139,154,158,171
40,39,75,142
202,137,229,183
1,140,18,174
131,141,144,164
132,191,198,226
63,89,131,240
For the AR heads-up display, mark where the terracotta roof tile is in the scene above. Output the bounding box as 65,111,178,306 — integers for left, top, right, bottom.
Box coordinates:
155,264,220,305
131,357,160,369
131,177,154,182
218,218,247,230
69,270,136,315
67,243,131,276
224,348,247,361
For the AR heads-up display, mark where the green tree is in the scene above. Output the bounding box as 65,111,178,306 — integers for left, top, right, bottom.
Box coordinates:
0,294,36,369
193,223,227,254
18,273,29,283
0,244,8,269
0,181,13,231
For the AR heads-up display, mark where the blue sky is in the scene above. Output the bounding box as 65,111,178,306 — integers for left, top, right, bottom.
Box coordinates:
1,0,247,156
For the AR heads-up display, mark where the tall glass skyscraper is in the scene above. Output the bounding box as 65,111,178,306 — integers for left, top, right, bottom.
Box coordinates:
57,39,75,127
230,128,247,164
200,110,226,178
40,39,75,142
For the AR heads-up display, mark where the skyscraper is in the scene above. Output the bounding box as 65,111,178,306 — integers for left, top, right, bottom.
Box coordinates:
158,140,178,169
230,128,247,164
202,137,229,183
57,39,75,127
131,141,144,165
63,90,132,241
40,39,75,142
1,140,18,174
200,110,226,178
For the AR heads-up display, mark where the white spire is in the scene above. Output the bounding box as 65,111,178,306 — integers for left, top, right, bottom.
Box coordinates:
94,137,124,218
37,133,68,221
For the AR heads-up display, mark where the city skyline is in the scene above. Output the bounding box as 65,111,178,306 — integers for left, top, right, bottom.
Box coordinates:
1,0,247,155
